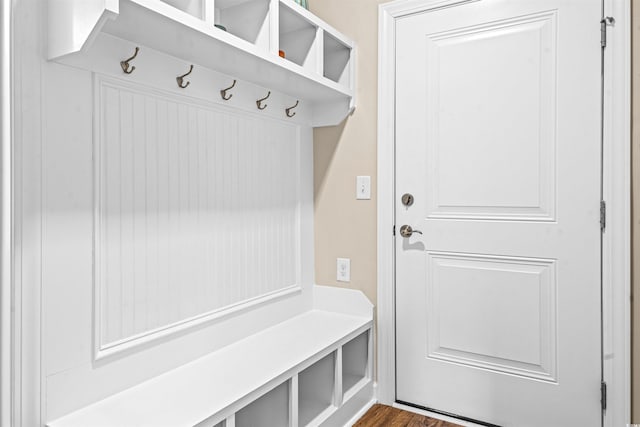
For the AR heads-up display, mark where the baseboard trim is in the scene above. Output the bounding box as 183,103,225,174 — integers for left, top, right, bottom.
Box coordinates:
342,398,377,427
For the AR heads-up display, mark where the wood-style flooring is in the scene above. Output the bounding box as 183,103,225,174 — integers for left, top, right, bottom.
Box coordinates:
354,404,463,427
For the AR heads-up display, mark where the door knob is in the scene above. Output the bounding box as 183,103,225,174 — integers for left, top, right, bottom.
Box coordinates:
399,225,422,238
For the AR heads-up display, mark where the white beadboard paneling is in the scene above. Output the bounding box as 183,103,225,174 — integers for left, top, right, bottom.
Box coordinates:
95,75,301,358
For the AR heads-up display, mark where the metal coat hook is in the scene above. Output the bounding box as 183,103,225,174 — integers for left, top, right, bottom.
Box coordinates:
285,100,299,118
220,80,237,101
256,91,271,110
176,65,194,89
120,47,139,74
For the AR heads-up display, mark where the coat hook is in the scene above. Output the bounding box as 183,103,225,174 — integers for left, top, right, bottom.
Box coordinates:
220,79,237,101
120,47,139,74
176,65,194,89
256,91,271,110
285,100,299,118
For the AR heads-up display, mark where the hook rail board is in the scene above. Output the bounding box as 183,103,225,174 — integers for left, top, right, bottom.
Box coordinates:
48,0,356,127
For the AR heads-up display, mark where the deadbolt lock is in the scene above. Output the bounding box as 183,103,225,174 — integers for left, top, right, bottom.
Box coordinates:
401,193,414,207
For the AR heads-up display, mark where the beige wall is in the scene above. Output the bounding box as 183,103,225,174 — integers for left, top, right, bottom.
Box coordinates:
313,0,640,419
633,1,639,421
311,0,389,307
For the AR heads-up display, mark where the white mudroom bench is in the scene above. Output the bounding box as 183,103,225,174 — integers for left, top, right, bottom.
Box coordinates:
47,286,374,427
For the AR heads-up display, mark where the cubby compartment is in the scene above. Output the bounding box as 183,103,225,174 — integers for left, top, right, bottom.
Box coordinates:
214,0,271,49
279,2,320,71
342,332,369,395
235,381,290,427
323,31,351,86
299,352,336,426
160,0,205,19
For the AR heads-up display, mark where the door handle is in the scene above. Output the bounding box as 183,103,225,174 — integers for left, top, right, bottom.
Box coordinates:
399,225,422,238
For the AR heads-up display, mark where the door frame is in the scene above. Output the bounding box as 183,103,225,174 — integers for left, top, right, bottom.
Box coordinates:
376,1,631,426
1,0,12,424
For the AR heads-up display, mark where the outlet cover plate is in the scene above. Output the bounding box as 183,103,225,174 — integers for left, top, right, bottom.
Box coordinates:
337,258,351,282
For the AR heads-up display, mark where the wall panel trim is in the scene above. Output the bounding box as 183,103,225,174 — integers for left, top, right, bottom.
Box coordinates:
93,74,302,360
96,285,301,360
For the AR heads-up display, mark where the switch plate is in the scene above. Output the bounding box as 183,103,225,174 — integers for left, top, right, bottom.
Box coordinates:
356,176,371,200
337,258,351,282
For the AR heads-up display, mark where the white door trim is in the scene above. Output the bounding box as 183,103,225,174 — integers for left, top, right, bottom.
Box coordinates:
1,0,12,424
376,1,631,426
601,0,631,424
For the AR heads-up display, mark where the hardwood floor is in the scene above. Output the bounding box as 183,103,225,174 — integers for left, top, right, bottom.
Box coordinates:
353,404,463,427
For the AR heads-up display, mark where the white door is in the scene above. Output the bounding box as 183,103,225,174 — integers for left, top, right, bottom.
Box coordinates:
395,1,602,426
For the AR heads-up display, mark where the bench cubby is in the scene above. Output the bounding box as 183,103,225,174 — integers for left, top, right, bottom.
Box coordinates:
235,381,290,427
298,352,336,426
342,331,369,397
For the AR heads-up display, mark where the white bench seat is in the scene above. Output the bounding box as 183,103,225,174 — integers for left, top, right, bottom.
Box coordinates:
47,306,373,427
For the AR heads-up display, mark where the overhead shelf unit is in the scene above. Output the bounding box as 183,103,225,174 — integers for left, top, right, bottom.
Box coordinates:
48,0,356,127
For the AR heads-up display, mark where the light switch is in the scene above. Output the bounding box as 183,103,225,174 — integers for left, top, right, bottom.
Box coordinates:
337,258,351,282
356,176,371,200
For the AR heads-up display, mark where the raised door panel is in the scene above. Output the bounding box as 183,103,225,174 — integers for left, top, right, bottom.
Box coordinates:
426,252,557,382
425,12,557,221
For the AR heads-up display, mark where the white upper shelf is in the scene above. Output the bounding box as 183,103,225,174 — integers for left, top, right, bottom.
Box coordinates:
48,0,356,126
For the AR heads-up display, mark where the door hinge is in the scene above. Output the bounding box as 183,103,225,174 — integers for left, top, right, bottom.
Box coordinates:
600,200,606,231
393,225,396,236
601,381,607,411
601,17,615,48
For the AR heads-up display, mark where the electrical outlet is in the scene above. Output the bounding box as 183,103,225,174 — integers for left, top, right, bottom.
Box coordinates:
356,176,371,200
337,258,351,282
